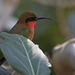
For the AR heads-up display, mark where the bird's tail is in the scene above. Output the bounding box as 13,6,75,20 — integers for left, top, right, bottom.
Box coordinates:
0,57,6,65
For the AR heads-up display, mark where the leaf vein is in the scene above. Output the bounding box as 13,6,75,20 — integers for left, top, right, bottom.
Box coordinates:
17,36,35,75
5,46,31,74
36,55,43,75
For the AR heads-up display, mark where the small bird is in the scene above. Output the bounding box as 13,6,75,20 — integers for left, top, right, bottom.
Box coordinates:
0,11,57,65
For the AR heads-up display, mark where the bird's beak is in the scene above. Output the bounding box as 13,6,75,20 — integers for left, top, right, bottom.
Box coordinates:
36,16,58,22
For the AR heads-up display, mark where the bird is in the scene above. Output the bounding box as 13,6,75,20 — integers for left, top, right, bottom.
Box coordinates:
0,11,57,65
47,38,75,75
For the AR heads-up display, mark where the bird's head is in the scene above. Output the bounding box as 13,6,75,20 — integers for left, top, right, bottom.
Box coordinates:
17,11,58,30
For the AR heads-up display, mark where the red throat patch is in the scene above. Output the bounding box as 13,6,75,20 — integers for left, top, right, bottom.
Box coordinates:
27,21,36,30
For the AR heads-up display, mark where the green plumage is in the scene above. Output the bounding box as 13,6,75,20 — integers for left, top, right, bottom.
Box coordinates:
9,24,29,38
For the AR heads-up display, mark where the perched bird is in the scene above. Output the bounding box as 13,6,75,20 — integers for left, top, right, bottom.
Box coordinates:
47,38,75,75
0,11,57,65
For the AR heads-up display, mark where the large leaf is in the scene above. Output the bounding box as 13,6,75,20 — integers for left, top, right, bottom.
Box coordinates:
0,66,11,75
0,32,51,75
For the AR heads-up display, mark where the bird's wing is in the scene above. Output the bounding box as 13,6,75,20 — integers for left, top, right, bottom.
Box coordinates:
9,24,29,38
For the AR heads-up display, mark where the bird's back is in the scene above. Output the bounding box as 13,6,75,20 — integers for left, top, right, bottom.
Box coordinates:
9,24,29,38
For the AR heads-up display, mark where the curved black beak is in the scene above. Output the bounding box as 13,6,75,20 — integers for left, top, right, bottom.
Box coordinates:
36,16,58,22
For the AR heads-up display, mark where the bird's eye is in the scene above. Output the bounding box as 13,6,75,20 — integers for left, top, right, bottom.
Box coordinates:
26,17,36,23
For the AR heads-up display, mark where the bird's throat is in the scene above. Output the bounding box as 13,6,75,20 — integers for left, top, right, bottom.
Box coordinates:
27,21,36,30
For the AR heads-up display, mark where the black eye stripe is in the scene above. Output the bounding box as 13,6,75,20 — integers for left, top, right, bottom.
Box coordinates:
26,17,36,23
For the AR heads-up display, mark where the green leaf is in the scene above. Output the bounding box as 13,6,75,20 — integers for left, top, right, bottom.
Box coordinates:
0,32,51,75
0,66,11,75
